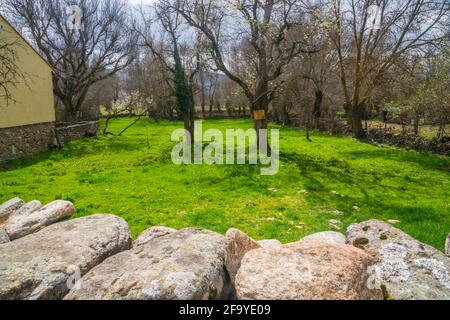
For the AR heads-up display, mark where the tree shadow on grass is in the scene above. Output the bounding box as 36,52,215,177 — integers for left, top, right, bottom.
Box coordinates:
280,151,359,186
0,136,150,172
343,147,450,173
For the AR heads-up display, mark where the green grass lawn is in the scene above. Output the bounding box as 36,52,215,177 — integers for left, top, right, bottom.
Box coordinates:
1,118,449,250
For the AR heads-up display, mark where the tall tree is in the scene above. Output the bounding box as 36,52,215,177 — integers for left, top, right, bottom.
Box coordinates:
176,0,318,145
134,0,201,145
330,0,449,138
4,0,138,121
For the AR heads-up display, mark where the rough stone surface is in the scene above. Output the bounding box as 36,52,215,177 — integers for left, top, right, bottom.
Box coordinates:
0,122,56,162
0,198,24,224
235,242,383,300
0,214,131,300
5,200,75,240
55,121,99,147
286,231,347,249
225,229,261,283
445,235,449,257
347,220,450,300
133,226,177,248
0,228,9,244
8,200,42,219
65,228,234,300
0,122,99,162
258,239,282,248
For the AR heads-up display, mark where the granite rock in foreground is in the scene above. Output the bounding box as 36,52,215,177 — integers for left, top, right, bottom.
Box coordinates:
347,220,450,300
0,214,131,300
65,228,234,300
235,242,383,300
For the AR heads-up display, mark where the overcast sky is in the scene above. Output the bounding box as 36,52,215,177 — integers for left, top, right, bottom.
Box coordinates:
127,0,157,5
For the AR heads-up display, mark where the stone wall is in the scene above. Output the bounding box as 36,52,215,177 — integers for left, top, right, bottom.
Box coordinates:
0,122,56,162
55,121,99,147
0,121,99,162
1,197,449,300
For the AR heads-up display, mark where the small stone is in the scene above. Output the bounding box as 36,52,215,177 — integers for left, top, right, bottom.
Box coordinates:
133,226,177,248
298,189,308,194
258,239,282,248
268,188,278,193
387,220,401,225
352,206,361,212
225,229,261,283
330,190,339,195
264,217,275,222
329,219,342,230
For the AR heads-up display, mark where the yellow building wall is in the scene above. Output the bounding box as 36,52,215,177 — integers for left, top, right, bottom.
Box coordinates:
0,16,55,129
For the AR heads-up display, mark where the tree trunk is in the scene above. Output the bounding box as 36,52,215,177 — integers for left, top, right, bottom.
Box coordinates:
200,72,206,119
67,110,78,123
189,104,195,143
348,104,365,139
252,99,270,147
254,117,268,148
183,111,194,149
413,115,420,136
282,105,290,126
201,103,206,119
313,90,323,119
209,100,214,117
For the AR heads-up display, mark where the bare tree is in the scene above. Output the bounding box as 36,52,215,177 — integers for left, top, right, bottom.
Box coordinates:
175,0,318,144
4,0,138,122
133,0,203,145
297,43,337,123
330,0,449,139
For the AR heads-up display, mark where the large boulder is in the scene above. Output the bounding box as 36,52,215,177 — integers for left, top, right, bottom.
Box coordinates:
0,214,131,300
446,234,449,257
0,198,24,224
285,231,346,249
225,229,261,283
347,220,450,300
65,228,234,300
133,226,177,248
5,200,75,240
235,242,383,300
0,228,9,244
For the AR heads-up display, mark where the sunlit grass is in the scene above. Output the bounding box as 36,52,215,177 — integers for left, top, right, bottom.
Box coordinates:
1,118,449,250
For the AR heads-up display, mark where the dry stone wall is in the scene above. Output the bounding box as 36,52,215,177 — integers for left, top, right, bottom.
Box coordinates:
0,122,56,162
0,197,449,300
0,121,99,162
